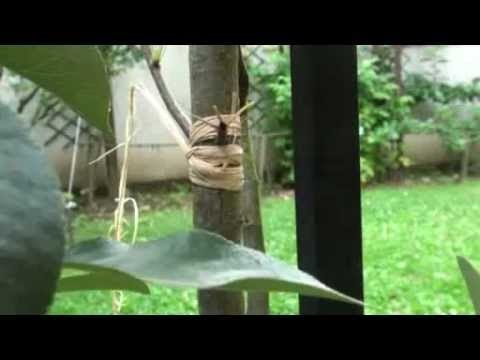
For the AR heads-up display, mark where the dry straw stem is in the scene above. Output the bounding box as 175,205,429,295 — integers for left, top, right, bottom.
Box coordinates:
105,85,140,314
113,86,136,241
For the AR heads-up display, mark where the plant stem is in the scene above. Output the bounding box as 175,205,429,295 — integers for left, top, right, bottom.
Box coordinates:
238,48,269,315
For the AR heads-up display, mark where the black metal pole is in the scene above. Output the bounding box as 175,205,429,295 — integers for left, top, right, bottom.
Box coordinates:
290,45,364,315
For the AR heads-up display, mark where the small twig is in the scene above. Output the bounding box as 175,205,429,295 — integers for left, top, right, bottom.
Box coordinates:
67,118,82,196
212,105,228,146
236,101,255,118
191,100,254,130
212,105,225,124
88,127,140,166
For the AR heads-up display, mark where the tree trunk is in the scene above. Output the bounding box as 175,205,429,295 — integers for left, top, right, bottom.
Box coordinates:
238,48,269,315
189,45,245,315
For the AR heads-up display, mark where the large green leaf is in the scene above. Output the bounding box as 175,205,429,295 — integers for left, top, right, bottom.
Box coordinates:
0,45,111,133
62,231,363,306
457,256,480,314
0,102,65,314
58,240,149,294
57,270,150,295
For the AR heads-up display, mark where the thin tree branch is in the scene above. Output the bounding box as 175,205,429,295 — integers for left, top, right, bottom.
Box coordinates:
140,45,191,139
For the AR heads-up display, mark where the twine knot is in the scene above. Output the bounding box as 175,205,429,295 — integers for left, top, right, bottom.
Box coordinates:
186,114,244,191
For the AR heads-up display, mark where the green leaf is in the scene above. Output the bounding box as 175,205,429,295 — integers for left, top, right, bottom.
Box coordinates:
457,256,480,314
0,45,111,133
0,102,65,314
57,268,150,295
63,231,363,306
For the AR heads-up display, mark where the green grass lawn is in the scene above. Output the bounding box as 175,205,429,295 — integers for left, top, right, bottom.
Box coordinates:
51,180,480,315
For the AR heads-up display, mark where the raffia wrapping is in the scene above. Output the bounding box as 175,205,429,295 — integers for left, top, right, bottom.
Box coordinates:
186,114,244,191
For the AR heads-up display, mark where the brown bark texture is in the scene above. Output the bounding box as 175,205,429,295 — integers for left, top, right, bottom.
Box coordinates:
189,45,245,315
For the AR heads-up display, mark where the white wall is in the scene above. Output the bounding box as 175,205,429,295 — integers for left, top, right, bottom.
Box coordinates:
112,45,191,185
9,45,479,186
0,45,192,189
402,45,480,166
404,45,480,84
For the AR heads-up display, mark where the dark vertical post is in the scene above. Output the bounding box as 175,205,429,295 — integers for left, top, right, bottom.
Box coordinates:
290,45,364,315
